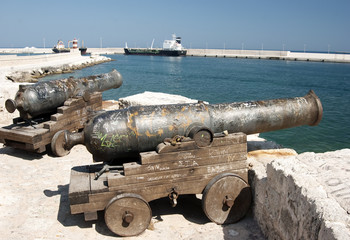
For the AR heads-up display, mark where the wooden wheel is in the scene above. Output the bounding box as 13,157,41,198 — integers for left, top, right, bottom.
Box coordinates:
202,173,251,224
104,193,152,237
51,130,70,157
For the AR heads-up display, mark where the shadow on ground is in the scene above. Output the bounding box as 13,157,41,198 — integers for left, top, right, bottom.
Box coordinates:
0,146,43,160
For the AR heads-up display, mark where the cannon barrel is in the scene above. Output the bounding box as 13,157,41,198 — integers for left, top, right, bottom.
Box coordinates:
67,90,322,163
5,69,123,119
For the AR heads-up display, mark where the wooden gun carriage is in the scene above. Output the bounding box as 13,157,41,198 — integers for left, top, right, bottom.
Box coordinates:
69,132,251,237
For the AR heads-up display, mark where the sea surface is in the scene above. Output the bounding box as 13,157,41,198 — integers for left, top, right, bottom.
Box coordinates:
41,55,350,153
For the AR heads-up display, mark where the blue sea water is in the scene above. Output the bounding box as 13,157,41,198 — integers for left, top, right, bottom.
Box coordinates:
41,55,350,153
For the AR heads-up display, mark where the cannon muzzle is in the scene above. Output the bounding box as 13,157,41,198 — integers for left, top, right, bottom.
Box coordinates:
5,69,123,119
65,90,322,163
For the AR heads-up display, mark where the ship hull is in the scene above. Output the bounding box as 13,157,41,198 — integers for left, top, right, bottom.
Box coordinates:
52,48,70,53
124,48,187,56
79,47,88,55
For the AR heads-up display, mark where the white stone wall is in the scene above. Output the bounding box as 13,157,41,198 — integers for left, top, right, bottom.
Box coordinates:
249,149,350,240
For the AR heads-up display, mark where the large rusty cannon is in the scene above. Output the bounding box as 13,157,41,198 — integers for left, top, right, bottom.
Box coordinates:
60,90,322,161
5,69,123,120
67,90,322,237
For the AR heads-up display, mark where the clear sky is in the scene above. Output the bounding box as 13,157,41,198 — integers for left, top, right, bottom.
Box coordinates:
1,0,349,52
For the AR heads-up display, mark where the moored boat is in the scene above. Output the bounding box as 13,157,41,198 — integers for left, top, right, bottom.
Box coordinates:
124,34,187,56
52,40,70,53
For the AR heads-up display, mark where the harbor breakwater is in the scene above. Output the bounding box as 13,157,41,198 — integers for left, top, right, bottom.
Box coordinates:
0,52,112,123
187,49,350,63
87,47,350,63
2,47,350,63
0,52,112,82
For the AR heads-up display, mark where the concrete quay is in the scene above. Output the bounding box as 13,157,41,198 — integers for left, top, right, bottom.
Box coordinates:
0,47,125,55
187,49,350,63
85,47,350,63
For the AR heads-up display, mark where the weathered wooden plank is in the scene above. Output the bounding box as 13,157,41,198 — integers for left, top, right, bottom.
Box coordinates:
109,168,248,202
89,172,109,194
34,144,46,153
2,139,46,152
64,92,102,106
125,151,246,176
0,126,48,144
70,201,107,215
57,96,102,114
63,97,85,106
43,112,92,131
51,108,86,121
51,102,101,121
141,142,246,165
70,164,111,211
4,140,33,151
69,166,91,195
88,191,118,203
156,133,246,154
211,133,246,147
43,116,86,132
34,118,88,149
109,161,248,187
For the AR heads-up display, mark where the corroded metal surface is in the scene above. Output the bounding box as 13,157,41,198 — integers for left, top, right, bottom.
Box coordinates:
5,69,123,119
70,90,322,163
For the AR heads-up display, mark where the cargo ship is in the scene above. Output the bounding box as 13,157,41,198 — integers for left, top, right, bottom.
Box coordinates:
124,34,187,56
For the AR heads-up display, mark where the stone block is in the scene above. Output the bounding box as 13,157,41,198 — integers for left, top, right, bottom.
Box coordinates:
250,149,350,240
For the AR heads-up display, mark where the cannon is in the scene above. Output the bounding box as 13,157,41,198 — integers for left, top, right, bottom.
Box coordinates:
67,90,322,236
5,69,123,120
60,90,322,162
0,70,123,155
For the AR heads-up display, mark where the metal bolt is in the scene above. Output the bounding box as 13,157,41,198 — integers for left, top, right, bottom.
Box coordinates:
223,195,234,208
123,211,134,224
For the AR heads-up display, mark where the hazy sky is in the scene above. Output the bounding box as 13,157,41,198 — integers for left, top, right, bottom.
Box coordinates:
1,0,349,52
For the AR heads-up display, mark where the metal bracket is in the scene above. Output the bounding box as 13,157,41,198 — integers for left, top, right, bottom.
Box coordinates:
168,188,179,207
94,164,123,180
164,135,184,146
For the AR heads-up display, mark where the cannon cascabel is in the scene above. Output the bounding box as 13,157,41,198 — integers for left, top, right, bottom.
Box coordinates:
72,90,322,163
5,69,123,119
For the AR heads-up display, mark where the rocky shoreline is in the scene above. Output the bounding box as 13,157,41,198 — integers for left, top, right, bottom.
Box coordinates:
5,57,112,83
0,53,113,124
